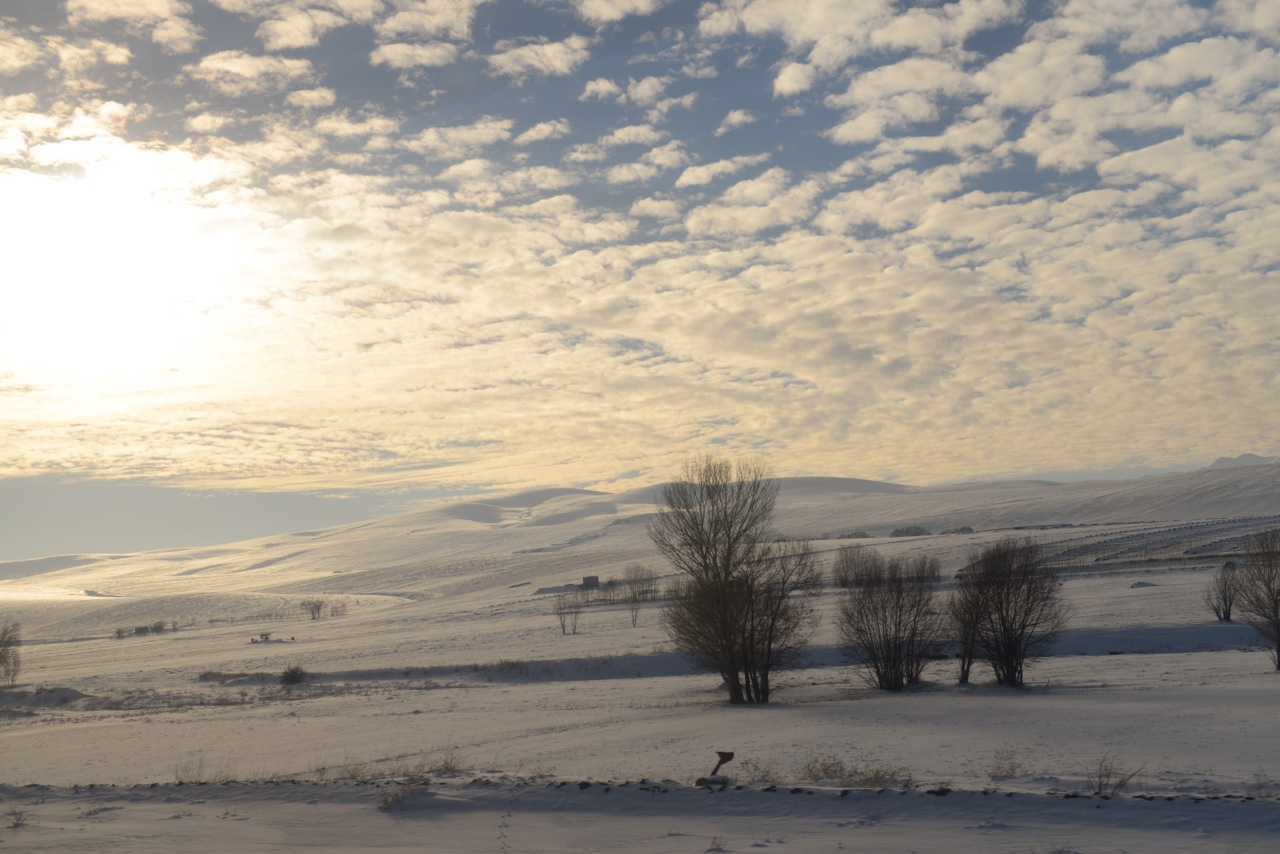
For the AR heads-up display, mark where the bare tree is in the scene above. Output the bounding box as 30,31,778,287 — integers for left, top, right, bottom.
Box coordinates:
1203,562,1240,622
837,554,944,691
300,599,326,620
0,621,21,688
1237,529,1280,669
552,592,584,635
954,538,1069,687
650,455,820,704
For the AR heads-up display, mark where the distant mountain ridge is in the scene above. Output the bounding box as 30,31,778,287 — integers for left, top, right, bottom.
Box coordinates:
1206,453,1278,470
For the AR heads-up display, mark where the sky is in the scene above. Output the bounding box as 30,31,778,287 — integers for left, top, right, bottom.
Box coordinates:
1,0,1279,558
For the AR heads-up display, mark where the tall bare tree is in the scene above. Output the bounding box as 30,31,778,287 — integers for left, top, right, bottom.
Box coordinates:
953,538,1069,688
837,553,944,691
1237,529,1280,669
650,455,820,704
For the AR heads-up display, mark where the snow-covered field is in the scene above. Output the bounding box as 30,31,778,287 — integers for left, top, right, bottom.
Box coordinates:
3,466,1280,852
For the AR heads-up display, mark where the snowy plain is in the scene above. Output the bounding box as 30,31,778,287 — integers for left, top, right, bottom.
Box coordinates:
3,463,1280,852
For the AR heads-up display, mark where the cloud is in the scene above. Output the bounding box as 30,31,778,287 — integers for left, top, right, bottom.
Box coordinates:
487,35,592,82
606,140,689,183
374,0,490,41
1216,0,1280,41
400,116,513,159
566,123,665,162
313,111,400,137
1038,0,1210,53
370,41,460,69
684,167,823,235
675,153,770,187
714,109,756,136
513,119,571,145
773,61,815,97
626,75,671,106
579,77,623,101
186,50,315,96
646,93,697,124
0,27,45,75
630,196,682,219
286,87,337,108
68,0,203,53
974,38,1106,110
569,0,669,25
256,8,348,50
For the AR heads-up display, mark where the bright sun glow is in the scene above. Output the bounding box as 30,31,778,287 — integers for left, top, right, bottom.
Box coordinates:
0,126,288,414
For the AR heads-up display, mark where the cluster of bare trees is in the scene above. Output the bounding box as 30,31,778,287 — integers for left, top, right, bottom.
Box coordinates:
1204,530,1280,669
646,456,1071,702
637,455,1280,703
648,456,821,704
836,538,1068,691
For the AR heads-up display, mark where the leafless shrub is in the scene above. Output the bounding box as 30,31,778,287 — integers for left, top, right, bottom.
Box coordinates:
172,753,237,784
1237,530,1280,669
988,747,1030,780
5,808,30,828
793,753,911,788
1203,562,1240,621
0,621,21,687
624,562,659,626
1246,772,1275,798
327,601,348,618
950,538,1069,687
735,758,780,783
378,784,418,811
836,554,944,691
300,599,327,620
831,544,880,588
1085,753,1143,796
624,562,660,600
280,664,307,685
552,592,585,635
428,745,471,776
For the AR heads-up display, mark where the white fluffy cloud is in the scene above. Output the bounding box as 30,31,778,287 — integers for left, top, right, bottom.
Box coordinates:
714,109,756,136
68,0,203,52
487,35,592,81
400,116,513,159
675,153,770,187
579,77,623,101
569,0,669,24
514,119,571,146
186,51,315,96
374,0,490,41
370,41,459,68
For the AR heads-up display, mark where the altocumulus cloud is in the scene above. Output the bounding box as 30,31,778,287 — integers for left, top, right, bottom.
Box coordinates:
0,0,1276,505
